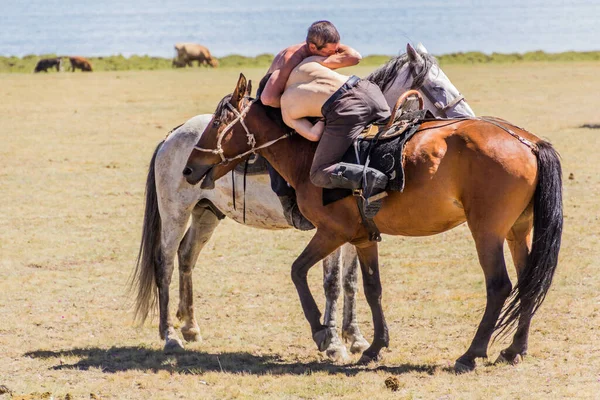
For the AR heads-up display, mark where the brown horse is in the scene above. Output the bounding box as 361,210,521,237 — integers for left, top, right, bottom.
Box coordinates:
183,74,563,372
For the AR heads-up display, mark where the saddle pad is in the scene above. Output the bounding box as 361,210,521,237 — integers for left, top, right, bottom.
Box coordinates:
323,119,424,206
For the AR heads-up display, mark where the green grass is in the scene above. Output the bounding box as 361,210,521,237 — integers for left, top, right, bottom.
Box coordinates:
2,50,600,73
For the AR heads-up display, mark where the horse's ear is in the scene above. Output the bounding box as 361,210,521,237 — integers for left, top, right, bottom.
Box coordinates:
231,73,247,110
407,43,424,65
415,42,429,54
246,80,253,97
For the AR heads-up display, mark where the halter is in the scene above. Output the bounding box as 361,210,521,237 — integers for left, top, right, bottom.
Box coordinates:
193,98,292,165
410,66,466,117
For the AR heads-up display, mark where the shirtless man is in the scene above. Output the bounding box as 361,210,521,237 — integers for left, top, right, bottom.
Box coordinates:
258,21,362,230
280,58,390,195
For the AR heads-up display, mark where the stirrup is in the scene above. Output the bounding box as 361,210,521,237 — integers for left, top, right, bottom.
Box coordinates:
352,188,388,204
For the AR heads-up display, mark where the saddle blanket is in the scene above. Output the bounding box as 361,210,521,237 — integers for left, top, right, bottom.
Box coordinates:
323,109,431,206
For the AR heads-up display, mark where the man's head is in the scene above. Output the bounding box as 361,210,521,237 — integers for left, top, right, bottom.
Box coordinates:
306,20,340,56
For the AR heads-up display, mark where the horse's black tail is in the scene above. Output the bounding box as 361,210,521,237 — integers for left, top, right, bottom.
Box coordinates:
495,140,563,336
129,141,165,325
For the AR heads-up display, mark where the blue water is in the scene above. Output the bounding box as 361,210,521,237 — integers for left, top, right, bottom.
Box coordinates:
1,0,599,58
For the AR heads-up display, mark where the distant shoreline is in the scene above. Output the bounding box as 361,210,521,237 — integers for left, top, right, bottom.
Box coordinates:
2,50,599,73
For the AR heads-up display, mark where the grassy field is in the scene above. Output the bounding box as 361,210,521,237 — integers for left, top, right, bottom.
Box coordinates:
2,50,600,73
0,62,599,399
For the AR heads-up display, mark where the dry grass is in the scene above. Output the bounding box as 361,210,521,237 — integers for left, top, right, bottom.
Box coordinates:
1,63,599,399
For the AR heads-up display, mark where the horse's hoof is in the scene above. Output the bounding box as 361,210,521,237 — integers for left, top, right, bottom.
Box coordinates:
182,327,202,343
495,351,523,365
325,343,350,363
313,328,333,352
164,337,185,353
357,352,381,365
454,358,475,374
349,337,370,354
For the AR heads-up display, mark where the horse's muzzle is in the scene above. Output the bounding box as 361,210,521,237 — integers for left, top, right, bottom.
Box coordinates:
183,165,213,187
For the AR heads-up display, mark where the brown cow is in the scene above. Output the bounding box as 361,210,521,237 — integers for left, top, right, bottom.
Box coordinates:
69,56,93,72
173,43,219,68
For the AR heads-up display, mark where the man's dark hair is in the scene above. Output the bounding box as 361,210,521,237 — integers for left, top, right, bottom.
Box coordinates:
306,21,340,50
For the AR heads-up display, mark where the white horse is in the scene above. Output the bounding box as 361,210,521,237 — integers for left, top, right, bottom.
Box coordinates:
132,43,475,361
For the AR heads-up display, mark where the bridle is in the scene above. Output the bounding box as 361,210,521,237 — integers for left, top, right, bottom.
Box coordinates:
193,97,292,165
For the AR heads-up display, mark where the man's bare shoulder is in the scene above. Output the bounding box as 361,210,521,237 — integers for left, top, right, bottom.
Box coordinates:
269,43,308,72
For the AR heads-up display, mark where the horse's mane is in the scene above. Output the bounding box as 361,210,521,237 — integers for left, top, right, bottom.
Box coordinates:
365,49,438,92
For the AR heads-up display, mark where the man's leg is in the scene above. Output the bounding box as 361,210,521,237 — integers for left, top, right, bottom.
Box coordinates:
310,134,388,197
267,162,314,231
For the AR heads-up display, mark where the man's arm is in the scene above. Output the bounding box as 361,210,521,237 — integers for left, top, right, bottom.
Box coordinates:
260,48,306,108
282,110,325,142
318,44,362,70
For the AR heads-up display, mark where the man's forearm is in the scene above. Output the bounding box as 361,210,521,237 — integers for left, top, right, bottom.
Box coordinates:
282,115,324,142
320,45,362,69
260,91,281,108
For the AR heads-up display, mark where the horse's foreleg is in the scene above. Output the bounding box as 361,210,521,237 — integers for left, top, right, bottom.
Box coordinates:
340,244,370,354
176,205,221,343
456,232,512,373
355,243,389,364
496,218,534,365
291,230,347,354
321,247,349,362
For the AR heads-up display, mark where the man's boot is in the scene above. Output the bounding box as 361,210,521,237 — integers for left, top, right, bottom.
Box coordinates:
328,162,388,195
328,162,388,219
278,194,315,231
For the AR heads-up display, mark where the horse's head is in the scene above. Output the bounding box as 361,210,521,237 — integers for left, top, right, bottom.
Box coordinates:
374,43,475,118
183,73,255,188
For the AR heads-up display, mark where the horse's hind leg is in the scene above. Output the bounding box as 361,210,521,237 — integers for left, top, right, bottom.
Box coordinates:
176,204,221,342
340,244,370,354
455,230,512,373
496,215,534,365
321,247,350,362
355,243,389,364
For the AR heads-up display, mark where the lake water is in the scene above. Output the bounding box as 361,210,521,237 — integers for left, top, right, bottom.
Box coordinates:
1,0,599,58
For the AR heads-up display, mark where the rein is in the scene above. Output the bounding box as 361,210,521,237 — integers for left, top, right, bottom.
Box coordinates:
193,98,293,166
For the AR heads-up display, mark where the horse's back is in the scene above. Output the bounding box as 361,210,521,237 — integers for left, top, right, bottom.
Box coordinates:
376,118,539,236
404,119,538,184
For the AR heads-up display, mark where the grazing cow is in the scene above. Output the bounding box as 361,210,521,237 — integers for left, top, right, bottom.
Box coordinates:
69,56,93,72
34,57,62,73
174,43,219,68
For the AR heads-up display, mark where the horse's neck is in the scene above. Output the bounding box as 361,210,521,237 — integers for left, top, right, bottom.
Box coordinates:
247,111,314,189
382,65,411,108
262,135,316,190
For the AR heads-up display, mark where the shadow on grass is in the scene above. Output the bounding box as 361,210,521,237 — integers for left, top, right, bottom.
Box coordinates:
579,123,600,129
24,346,441,376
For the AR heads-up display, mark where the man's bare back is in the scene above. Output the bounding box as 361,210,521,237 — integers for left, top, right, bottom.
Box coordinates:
281,57,349,121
